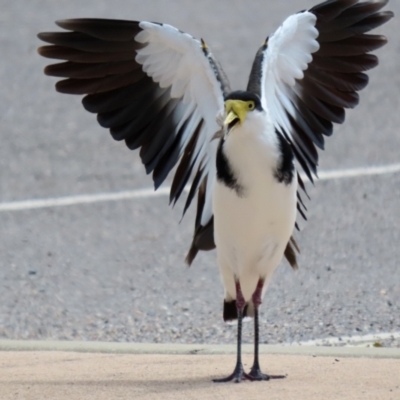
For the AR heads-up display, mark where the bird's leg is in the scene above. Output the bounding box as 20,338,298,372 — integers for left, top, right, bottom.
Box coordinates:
213,280,248,383
246,279,267,380
245,279,286,381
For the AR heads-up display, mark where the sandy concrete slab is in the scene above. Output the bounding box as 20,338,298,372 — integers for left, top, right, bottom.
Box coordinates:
0,352,399,400
2,339,400,358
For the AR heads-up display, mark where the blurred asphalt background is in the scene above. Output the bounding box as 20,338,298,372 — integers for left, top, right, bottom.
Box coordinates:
0,0,399,347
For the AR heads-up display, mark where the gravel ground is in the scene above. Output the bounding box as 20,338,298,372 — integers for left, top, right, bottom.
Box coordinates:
0,0,399,347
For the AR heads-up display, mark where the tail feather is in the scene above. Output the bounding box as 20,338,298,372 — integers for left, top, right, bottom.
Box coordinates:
223,300,253,321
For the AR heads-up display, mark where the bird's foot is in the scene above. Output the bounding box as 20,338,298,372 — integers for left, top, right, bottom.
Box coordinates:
213,363,249,383
245,366,287,381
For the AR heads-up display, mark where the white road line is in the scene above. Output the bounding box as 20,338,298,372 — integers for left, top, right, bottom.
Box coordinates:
315,163,400,182
288,331,400,347
1,163,400,213
0,187,171,212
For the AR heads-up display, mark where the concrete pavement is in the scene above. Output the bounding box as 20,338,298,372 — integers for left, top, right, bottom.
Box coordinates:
1,341,399,400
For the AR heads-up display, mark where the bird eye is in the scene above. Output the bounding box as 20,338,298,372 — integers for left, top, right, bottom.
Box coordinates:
248,101,255,110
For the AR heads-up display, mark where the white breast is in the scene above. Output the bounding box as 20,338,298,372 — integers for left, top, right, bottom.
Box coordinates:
213,112,297,302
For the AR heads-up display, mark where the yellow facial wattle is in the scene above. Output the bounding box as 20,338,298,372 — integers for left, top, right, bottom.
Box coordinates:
224,99,255,127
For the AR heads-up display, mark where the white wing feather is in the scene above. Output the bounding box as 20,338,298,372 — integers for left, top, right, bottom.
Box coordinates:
262,12,320,133
135,22,225,226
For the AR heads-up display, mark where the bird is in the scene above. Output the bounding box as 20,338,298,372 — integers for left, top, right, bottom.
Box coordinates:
37,0,393,383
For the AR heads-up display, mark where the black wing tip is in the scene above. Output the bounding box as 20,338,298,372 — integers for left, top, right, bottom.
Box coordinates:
185,244,198,266
382,10,395,20
54,79,73,94
284,240,299,271
43,63,58,77
37,32,55,43
56,18,93,28
311,0,394,24
37,44,47,56
51,18,142,42
55,18,137,28
56,19,78,29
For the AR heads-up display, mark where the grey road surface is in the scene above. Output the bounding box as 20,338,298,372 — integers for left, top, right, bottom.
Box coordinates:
0,0,399,347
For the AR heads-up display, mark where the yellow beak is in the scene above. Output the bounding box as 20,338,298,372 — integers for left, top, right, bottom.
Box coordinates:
224,100,249,127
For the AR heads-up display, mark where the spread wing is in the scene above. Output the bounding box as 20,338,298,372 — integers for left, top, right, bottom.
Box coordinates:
247,0,393,219
38,19,231,258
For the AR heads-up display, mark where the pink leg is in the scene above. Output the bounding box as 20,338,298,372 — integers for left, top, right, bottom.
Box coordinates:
235,280,246,311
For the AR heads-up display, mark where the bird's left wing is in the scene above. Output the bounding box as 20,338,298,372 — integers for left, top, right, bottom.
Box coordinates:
38,19,230,250
247,0,393,218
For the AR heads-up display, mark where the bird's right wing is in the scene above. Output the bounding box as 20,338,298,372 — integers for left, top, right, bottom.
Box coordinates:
38,19,231,254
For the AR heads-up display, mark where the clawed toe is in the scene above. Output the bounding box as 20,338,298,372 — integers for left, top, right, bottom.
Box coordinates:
213,364,250,383
244,367,286,381
244,369,270,381
214,365,286,383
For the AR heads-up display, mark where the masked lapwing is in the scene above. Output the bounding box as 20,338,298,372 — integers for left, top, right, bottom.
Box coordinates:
38,0,393,382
